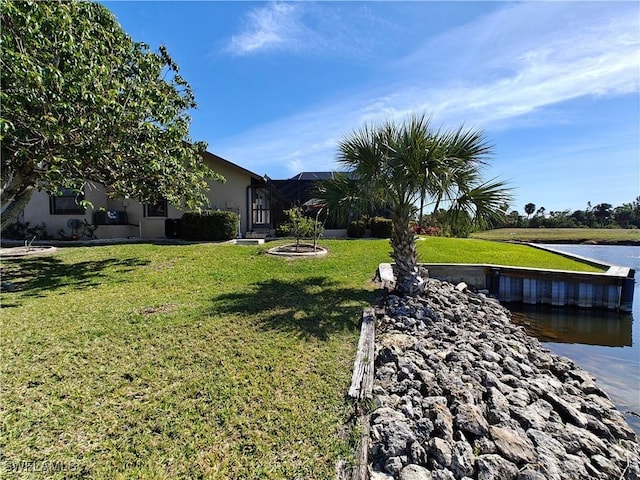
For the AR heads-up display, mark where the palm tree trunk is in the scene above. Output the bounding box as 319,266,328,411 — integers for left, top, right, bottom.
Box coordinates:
390,209,426,296
419,187,425,227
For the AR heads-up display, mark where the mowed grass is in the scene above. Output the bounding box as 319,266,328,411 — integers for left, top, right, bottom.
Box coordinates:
0,238,602,478
416,236,605,272
471,227,640,244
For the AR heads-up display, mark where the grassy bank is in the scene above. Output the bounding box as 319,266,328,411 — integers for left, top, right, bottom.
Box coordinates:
0,239,602,478
471,227,640,245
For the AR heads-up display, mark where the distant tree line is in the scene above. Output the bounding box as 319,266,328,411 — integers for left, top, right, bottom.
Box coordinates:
501,197,640,229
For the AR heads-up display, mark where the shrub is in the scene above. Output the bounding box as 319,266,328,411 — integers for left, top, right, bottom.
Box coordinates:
347,220,366,238
181,210,238,241
2,220,49,240
412,223,440,236
370,216,393,238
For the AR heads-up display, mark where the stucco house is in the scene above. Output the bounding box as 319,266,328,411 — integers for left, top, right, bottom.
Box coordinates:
14,151,272,240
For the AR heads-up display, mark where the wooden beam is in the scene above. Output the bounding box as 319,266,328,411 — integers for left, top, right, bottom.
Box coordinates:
348,308,376,400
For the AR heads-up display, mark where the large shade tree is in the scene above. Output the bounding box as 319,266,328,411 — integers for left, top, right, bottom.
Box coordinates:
327,114,512,295
0,0,222,231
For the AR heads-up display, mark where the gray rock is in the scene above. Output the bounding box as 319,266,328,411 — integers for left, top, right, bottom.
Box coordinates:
375,394,397,409
428,437,452,468
370,469,395,480
505,388,530,408
476,454,519,480
489,425,537,464
563,422,607,456
429,402,454,440
400,464,433,480
473,436,497,455
481,349,502,364
526,428,566,456
450,439,475,478
372,406,406,425
602,415,639,441
455,403,489,436
544,391,589,428
590,454,621,477
487,387,511,425
533,451,562,480
501,356,523,377
409,440,428,465
510,405,545,431
516,469,547,480
385,456,405,475
558,453,589,479
371,407,416,458
430,470,456,480
526,375,564,397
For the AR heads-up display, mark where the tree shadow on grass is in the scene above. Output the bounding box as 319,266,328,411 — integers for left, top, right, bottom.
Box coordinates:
0,255,149,302
210,277,374,341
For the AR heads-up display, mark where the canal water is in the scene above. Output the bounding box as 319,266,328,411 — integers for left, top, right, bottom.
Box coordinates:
507,244,640,434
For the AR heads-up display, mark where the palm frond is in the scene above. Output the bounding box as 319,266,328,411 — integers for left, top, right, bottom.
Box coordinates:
448,177,513,229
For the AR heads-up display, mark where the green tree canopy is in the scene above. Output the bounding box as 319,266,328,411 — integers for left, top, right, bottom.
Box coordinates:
0,0,222,230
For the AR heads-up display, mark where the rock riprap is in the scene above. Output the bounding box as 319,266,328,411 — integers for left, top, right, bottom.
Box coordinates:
369,278,639,480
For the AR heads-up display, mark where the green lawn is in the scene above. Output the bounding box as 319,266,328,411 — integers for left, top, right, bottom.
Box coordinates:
471,227,640,244
0,238,602,478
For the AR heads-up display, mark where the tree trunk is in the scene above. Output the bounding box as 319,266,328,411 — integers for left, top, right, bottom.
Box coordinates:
418,188,425,227
1,186,35,232
390,209,425,296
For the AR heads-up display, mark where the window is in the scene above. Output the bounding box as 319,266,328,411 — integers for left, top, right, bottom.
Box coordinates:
256,192,264,224
145,199,168,217
50,188,85,215
252,189,270,225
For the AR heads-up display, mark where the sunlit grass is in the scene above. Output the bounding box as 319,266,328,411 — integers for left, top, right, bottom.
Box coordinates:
471,227,640,244
416,236,605,272
0,238,601,478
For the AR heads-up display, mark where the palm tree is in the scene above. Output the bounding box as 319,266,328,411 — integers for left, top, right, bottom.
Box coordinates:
327,113,512,296
524,203,536,219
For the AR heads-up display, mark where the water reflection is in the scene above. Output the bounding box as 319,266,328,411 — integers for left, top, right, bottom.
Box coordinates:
510,244,639,435
508,304,633,347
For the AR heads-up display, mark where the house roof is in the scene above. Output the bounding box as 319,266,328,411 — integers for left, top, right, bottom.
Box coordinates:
200,150,266,183
289,171,353,181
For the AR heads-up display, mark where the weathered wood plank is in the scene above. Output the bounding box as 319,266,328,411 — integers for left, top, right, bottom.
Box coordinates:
348,308,376,400
352,413,370,480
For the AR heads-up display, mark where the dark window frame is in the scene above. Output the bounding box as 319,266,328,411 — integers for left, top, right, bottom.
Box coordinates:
144,199,168,218
50,188,85,215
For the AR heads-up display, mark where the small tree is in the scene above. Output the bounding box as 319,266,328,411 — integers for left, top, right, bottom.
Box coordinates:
282,207,324,252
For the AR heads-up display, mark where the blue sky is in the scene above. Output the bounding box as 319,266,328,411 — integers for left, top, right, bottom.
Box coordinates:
102,1,639,214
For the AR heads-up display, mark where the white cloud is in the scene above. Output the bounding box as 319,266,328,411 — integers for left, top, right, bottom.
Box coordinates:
215,2,640,177
390,1,640,127
226,3,305,55
224,2,383,57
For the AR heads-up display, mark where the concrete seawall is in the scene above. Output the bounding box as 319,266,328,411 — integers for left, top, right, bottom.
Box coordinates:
422,252,635,312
